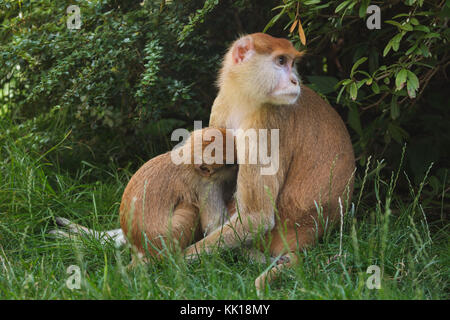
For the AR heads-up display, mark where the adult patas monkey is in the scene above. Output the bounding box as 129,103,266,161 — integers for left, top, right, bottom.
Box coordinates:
184,33,355,294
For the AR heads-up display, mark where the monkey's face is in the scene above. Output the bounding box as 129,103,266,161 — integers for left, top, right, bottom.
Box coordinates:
265,53,301,105
226,34,302,106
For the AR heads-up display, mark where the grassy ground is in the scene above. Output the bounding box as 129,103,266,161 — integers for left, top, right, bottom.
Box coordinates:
0,119,448,299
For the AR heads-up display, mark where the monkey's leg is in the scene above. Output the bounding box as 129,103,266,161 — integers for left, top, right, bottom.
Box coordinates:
167,202,202,251
254,224,317,296
130,202,201,260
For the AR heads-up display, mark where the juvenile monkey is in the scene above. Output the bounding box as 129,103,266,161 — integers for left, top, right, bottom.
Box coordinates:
184,33,356,294
120,127,237,257
51,127,237,259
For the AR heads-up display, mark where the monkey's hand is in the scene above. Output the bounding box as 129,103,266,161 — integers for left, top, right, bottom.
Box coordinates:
183,243,207,263
183,230,222,262
184,165,279,261
184,240,211,258
184,252,199,264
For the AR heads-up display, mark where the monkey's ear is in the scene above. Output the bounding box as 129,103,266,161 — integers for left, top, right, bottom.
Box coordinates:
232,36,254,64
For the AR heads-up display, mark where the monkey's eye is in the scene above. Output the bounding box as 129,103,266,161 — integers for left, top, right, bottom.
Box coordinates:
198,164,213,176
276,55,287,66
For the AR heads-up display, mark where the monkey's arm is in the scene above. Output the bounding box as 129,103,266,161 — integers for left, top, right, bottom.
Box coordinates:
208,98,228,128
185,165,279,256
199,182,230,236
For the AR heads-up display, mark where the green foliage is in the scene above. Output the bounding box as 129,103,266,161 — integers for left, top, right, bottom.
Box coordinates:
0,0,222,166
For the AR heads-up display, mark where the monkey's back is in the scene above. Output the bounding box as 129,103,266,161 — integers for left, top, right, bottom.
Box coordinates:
271,85,355,251
119,153,200,255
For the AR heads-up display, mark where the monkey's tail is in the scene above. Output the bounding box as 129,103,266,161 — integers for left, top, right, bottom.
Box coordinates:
48,217,127,248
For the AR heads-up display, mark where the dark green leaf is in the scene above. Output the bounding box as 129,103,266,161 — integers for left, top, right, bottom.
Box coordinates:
350,82,358,101
348,104,363,136
390,96,400,119
351,57,368,78
306,76,339,94
395,69,407,91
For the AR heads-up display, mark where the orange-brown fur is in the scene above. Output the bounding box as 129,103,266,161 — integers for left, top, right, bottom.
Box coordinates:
184,33,355,293
251,32,304,59
120,128,237,258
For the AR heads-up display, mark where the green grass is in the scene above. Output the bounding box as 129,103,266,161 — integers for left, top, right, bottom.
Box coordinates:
0,120,448,299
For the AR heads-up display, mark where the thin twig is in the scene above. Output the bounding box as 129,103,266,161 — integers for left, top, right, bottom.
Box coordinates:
362,92,389,110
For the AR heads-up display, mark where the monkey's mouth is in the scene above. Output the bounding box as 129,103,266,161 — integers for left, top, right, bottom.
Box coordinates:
271,87,300,97
271,90,300,104
284,92,299,98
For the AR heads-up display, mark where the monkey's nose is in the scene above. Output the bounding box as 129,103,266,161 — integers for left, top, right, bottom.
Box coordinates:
290,78,298,85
